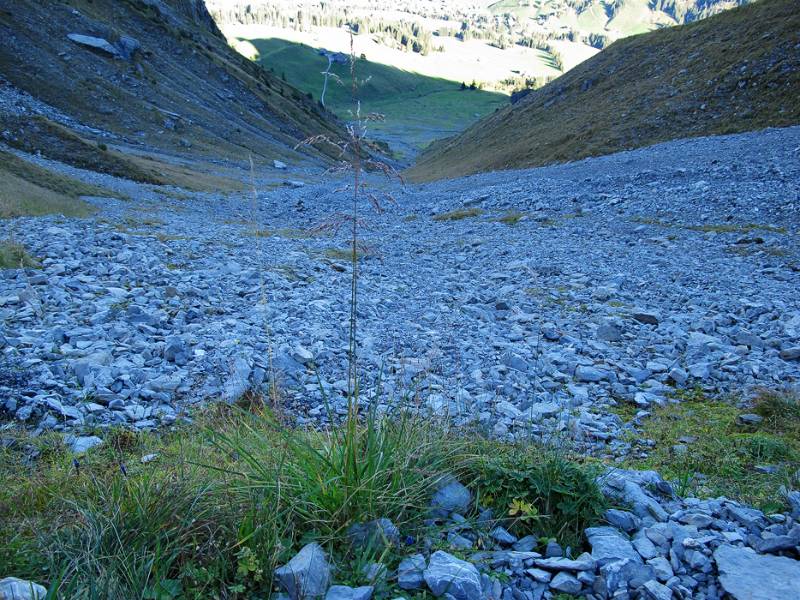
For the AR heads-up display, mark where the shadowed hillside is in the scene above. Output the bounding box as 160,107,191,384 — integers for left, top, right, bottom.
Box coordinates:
238,37,506,161
0,0,346,182
408,0,800,181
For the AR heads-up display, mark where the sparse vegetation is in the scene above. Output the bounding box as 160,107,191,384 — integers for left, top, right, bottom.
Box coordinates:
0,115,167,185
324,247,369,261
618,390,800,512
0,150,122,218
409,0,800,180
495,209,525,225
248,227,320,239
432,207,483,221
0,404,608,596
0,0,350,173
0,240,38,269
631,217,787,235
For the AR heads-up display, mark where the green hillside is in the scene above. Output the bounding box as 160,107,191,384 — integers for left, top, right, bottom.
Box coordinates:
242,38,506,159
409,0,800,181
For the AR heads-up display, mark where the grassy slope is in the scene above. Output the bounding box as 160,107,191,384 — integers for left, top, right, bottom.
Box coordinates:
0,0,345,167
244,38,506,157
0,150,118,219
409,0,800,181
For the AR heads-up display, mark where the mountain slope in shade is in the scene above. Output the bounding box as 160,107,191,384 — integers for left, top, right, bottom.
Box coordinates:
0,0,345,177
408,0,800,182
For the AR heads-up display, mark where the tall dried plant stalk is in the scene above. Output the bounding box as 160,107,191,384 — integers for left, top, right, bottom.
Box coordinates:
296,30,402,415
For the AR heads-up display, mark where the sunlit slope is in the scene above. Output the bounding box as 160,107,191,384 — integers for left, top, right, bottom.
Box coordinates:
409,0,800,181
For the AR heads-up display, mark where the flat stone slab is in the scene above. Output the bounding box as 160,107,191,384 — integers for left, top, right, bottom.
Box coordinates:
713,544,800,600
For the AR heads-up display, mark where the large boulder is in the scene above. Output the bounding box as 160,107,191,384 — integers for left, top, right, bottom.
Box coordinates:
713,544,800,600
423,551,482,600
0,578,47,599
66,34,120,58
397,554,426,590
274,543,331,600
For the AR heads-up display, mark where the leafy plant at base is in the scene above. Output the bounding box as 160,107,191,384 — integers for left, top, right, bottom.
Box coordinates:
467,442,607,548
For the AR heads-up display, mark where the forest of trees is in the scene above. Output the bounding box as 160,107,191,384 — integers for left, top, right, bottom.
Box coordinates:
209,4,441,55
210,0,748,96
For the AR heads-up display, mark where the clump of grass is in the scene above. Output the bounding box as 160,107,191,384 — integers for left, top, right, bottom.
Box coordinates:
726,245,790,258
753,389,800,430
630,216,787,235
494,209,525,225
0,240,39,269
215,406,466,541
249,227,318,239
619,393,800,512
324,247,368,261
155,232,187,242
687,223,786,234
432,207,483,221
159,188,194,201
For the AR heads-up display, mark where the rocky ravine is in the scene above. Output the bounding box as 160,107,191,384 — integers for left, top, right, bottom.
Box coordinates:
2,125,800,598
2,126,799,449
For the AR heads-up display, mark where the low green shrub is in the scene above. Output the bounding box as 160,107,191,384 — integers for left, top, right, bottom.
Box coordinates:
466,441,607,548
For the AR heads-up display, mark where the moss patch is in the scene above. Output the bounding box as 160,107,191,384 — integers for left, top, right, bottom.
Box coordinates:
618,391,800,512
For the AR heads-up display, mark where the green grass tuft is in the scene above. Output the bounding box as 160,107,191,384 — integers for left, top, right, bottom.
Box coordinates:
432,208,483,222
494,210,526,225
0,241,38,269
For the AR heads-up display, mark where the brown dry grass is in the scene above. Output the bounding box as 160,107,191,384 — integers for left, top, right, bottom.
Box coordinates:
0,150,119,218
0,116,245,192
